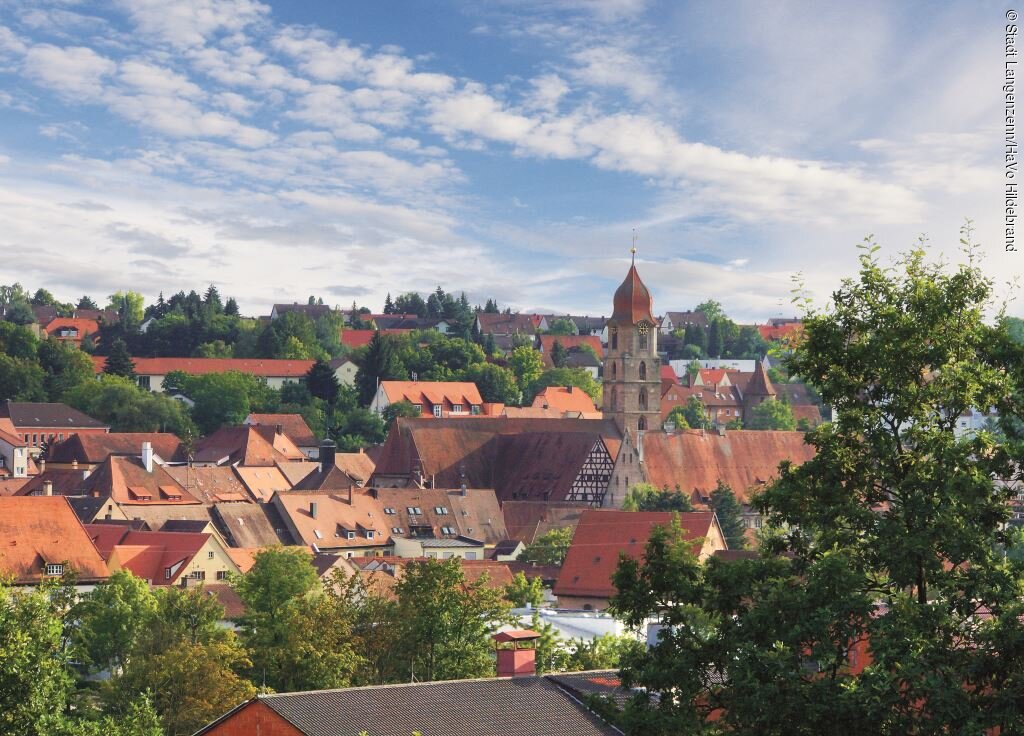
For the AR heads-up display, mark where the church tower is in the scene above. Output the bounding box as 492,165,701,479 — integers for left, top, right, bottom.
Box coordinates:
603,252,662,434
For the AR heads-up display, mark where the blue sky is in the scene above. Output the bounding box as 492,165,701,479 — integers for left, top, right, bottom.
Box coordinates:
0,0,1015,320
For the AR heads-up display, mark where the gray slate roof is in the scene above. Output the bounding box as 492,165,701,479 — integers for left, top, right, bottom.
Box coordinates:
1,401,107,429
232,676,622,736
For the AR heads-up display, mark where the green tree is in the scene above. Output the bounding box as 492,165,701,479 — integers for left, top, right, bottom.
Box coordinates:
682,395,710,429
708,481,747,549
508,346,544,399
224,297,240,316
622,482,693,511
65,375,197,437
504,572,544,608
78,295,99,310
664,405,690,430
547,318,576,336
180,371,278,434
104,338,136,378
610,236,1024,734
520,526,574,566
355,332,406,405
707,319,723,358
306,358,341,405
193,340,233,358
694,300,725,323
73,571,157,675
549,340,569,368
530,367,601,404
383,399,421,427
36,340,94,400
393,559,510,682
0,320,39,359
564,633,645,672
462,362,519,405
0,354,46,401
106,291,145,328
746,397,796,430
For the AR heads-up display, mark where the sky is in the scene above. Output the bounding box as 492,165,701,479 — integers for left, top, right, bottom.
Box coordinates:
0,0,1016,320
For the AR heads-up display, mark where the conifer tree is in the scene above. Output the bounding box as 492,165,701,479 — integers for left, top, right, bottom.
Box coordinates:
104,338,136,378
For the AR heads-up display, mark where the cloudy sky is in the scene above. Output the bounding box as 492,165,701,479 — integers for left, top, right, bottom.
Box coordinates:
0,0,1015,319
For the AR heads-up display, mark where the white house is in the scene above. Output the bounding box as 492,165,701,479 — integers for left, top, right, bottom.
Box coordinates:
330,357,358,388
0,421,28,478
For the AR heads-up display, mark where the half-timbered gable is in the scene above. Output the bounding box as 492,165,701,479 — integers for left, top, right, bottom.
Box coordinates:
565,438,615,505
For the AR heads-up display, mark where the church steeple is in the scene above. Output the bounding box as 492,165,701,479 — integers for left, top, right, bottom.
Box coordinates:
603,250,661,434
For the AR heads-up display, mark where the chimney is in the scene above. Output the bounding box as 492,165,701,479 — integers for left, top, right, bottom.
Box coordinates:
141,441,154,473
38,458,45,474
43,480,53,496
310,501,318,519
494,630,540,677
319,439,337,474
275,424,283,435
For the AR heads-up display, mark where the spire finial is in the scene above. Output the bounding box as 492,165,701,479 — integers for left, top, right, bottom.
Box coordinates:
631,229,637,264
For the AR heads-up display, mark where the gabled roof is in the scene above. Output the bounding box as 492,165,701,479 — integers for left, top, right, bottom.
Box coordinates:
91,356,315,378
273,489,389,550
531,386,598,415
98,529,214,584
379,380,484,407
165,465,253,503
211,502,296,547
275,460,318,487
492,432,609,503
44,317,99,339
373,417,622,496
14,469,87,497
245,413,318,448
502,501,589,544
641,429,815,503
193,425,306,467
660,365,678,383
0,496,109,583
554,510,718,599
537,334,603,359
371,487,507,546
340,329,414,349
664,310,709,328
196,674,620,736
476,312,546,334
47,432,185,465
294,463,360,491
233,465,293,501
745,361,776,397
77,456,201,505
334,452,376,485
0,400,107,430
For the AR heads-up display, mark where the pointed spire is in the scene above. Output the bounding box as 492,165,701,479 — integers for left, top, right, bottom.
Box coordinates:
746,359,776,397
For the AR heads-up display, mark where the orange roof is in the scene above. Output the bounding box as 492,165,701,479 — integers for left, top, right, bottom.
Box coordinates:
758,322,804,342
660,365,678,383
273,489,391,550
245,413,317,447
531,386,598,414
610,263,655,326
45,317,99,341
101,529,214,585
641,429,816,503
194,425,306,467
537,335,603,358
554,510,717,599
91,356,314,378
233,466,293,501
697,368,731,387
0,496,109,583
78,456,202,505
380,381,484,407
340,329,413,349
226,547,259,573
47,432,185,465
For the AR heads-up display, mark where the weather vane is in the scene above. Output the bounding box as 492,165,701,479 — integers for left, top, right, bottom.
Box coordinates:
631,228,638,263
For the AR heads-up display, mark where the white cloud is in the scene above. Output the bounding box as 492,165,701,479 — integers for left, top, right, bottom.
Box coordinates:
24,44,115,97
115,0,270,48
570,45,662,103
524,73,570,111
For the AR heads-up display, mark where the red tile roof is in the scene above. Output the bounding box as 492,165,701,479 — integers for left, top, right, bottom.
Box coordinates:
91,356,315,377
554,510,718,600
77,456,202,505
641,429,815,503
44,317,99,343
380,380,484,408
530,386,598,415
194,425,306,466
340,329,414,349
245,413,317,448
758,322,804,342
98,529,212,585
47,432,185,465
537,335,603,364
0,496,109,583
660,365,678,383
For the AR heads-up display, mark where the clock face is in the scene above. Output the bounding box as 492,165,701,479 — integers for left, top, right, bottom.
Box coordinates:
638,322,649,335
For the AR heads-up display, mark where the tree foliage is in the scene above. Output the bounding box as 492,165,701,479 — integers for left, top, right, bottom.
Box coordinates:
520,526,574,566
622,482,693,512
745,397,797,430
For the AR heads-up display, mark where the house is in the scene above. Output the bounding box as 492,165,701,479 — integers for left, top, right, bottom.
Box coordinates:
46,433,185,470
531,386,600,416
270,303,337,321
76,453,203,507
329,356,358,388
490,539,526,561
0,419,29,478
371,417,620,507
0,496,109,586
43,317,99,347
0,400,109,456
165,465,255,503
66,495,130,524
475,312,548,336
271,489,392,557
91,356,315,392
536,334,603,368
88,527,241,585
392,535,487,560
758,320,804,342
370,380,485,418
372,486,508,548
193,425,308,466
244,413,319,458
554,509,726,609
659,310,709,334
211,502,296,547
608,428,816,527
193,671,621,736
540,315,608,339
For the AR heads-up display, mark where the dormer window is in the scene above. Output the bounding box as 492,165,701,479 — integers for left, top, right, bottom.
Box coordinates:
45,563,64,576
384,507,396,514
435,506,448,514
346,531,356,540
365,530,375,539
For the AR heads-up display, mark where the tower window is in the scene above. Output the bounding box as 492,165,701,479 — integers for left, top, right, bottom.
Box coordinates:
638,416,647,431
638,361,646,380
611,362,616,379
610,327,617,350
638,330,648,350
639,388,648,410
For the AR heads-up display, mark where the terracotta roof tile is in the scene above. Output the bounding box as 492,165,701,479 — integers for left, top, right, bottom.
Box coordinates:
531,386,598,415
78,456,202,505
245,413,318,448
0,496,109,583
380,380,484,407
194,425,306,466
47,432,185,465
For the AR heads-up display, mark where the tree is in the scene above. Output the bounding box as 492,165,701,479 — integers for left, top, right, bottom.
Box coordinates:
508,346,544,398
355,332,406,405
0,320,39,359
393,559,510,682
106,291,145,328
483,331,497,356
664,406,690,430
530,367,601,404
681,395,710,429
563,633,645,672
549,340,568,368
383,293,395,314
0,355,46,401
707,319,723,358
181,371,278,434
104,339,136,378
483,298,499,313
64,375,198,437
224,297,240,316
233,547,320,621
382,399,420,427
203,284,223,314
461,362,519,405
746,397,796,430
520,526,574,566
610,235,1024,734
306,358,341,405
504,572,544,608
694,300,725,323
547,318,576,335
708,481,747,549
73,571,157,675
78,295,99,310
622,482,693,511
37,338,95,400
193,340,233,358
394,292,428,317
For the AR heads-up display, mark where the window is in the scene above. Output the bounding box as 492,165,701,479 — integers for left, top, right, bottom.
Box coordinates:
365,530,375,539
384,507,396,514
638,361,646,380
138,375,151,390
408,506,422,515
638,331,648,350
392,527,404,533
638,416,647,431
45,563,64,576
638,389,648,410
611,362,616,379
190,570,206,580
346,531,356,540
217,570,228,580
32,434,37,445
165,568,172,579
451,404,464,414
412,404,423,414
435,506,448,514
208,551,215,560
433,404,443,417
610,327,617,350
441,525,455,535
471,404,481,415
